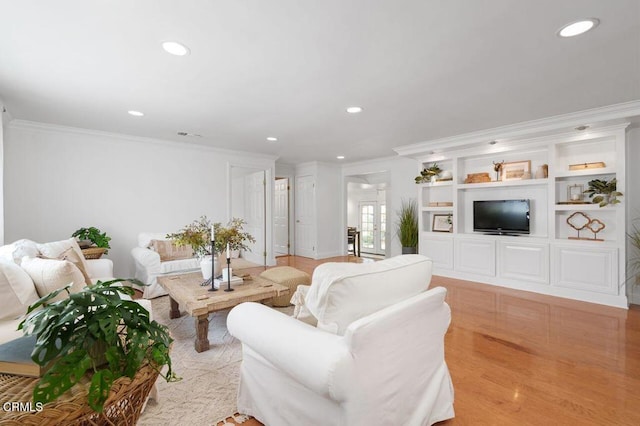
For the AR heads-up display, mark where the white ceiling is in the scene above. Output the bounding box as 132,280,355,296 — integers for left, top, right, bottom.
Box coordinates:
0,1,638,164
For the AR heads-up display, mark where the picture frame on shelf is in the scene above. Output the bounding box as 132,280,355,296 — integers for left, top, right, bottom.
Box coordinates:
501,160,531,181
432,214,453,233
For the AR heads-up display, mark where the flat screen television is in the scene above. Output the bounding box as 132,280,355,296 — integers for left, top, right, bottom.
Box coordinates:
473,199,530,235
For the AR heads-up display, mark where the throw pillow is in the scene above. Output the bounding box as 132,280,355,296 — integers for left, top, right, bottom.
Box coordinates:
37,238,90,274
21,257,87,302
0,239,39,265
46,247,92,285
0,261,40,321
150,239,194,261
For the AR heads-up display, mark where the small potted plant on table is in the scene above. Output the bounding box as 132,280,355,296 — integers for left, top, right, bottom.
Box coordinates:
71,226,111,258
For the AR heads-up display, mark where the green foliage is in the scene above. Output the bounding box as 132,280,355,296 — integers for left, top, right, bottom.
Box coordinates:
583,178,623,207
629,220,640,284
396,198,419,248
18,279,179,413
167,216,256,257
415,163,443,184
71,227,111,253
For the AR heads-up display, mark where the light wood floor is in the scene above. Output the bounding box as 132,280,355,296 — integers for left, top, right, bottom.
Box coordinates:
248,255,640,424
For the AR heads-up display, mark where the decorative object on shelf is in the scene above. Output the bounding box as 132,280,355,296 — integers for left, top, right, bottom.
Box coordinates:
501,160,531,181
414,163,442,184
71,227,111,256
396,198,418,254
432,214,453,233
567,184,584,202
566,211,604,241
534,164,548,179
492,160,504,181
569,161,605,171
464,172,491,184
428,202,454,207
18,279,179,413
438,170,453,181
586,219,605,241
583,178,623,207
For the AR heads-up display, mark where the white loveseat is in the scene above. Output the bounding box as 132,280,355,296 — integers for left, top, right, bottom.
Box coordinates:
227,255,455,426
0,238,152,345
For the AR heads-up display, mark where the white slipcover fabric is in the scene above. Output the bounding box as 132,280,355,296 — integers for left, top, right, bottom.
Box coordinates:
21,257,88,302
304,254,432,334
0,261,40,321
228,285,455,426
0,239,39,265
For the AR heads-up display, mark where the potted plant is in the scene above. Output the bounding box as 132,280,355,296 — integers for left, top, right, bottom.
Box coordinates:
167,216,256,278
628,220,640,298
72,227,111,253
396,198,419,254
18,279,179,413
415,163,443,184
583,178,623,207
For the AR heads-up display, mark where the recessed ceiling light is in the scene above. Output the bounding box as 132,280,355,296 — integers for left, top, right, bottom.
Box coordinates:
127,110,144,117
575,125,590,131
266,137,278,142
489,140,497,145
162,41,190,56
337,155,345,160
346,106,363,114
558,19,599,37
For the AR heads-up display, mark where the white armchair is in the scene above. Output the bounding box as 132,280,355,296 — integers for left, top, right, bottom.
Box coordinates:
227,255,455,426
131,233,200,299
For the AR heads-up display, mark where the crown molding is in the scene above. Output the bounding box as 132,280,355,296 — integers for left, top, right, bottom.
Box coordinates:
394,100,640,158
8,119,280,162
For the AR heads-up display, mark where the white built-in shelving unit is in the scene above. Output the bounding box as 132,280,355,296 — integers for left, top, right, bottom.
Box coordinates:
410,123,629,308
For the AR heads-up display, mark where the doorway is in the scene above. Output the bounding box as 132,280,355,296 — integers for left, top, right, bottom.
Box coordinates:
228,165,270,266
359,199,386,256
274,177,289,256
295,174,316,258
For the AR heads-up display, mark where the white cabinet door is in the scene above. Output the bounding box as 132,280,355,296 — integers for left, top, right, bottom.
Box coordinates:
420,235,453,270
498,241,549,284
455,238,496,276
551,245,618,294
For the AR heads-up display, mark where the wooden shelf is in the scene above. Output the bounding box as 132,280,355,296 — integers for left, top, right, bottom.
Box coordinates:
417,180,453,188
421,206,454,212
554,167,616,179
457,178,548,190
553,204,614,211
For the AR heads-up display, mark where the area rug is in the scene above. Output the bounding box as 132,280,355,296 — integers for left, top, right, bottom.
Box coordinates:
137,296,290,426
214,413,262,426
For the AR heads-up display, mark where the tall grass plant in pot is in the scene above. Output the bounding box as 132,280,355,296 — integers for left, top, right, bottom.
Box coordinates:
397,198,419,254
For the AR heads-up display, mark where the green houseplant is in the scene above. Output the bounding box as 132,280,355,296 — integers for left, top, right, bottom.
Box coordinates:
167,216,256,258
18,279,179,413
396,199,419,254
414,163,443,184
583,178,623,207
71,227,112,253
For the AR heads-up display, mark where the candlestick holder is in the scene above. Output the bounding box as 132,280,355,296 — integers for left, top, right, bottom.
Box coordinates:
225,257,234,292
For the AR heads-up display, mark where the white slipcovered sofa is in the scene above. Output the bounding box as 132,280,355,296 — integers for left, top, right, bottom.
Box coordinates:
0,238,152,345
227,255,455,426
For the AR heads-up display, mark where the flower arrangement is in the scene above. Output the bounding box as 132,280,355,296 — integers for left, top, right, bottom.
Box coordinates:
414,163,443,184
167,216,256,258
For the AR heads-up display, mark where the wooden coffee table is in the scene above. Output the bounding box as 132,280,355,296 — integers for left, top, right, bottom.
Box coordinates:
157,272,289,352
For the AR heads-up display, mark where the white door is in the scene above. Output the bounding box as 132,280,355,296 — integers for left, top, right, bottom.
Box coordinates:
359,202,386,255
295,175,316,258
274,178,289,255
243,171,266,265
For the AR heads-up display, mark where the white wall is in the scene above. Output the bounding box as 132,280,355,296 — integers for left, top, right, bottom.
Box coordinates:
627,127,640,304
0,99,6,245
342,156,420,257
4,121,275,277
316,162,342,258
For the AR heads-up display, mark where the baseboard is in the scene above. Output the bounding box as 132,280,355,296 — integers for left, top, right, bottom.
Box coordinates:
315,250,344,260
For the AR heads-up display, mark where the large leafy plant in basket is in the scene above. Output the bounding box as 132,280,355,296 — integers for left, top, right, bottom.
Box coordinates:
18,279,180,412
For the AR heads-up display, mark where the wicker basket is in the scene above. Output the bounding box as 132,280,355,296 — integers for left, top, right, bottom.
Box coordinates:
0,363,159,426
81,247,106,259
